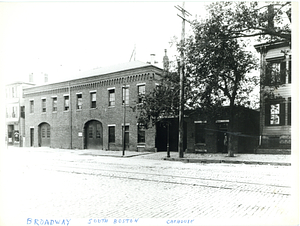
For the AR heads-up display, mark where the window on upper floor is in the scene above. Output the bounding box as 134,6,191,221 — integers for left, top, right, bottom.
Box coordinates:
108,89,115,107
64,95,69,111
41,99,46,113
265,60,291,86
30,100,34,113
12,106,16,118
90,92,96,108
265,99,285,126
52,97,57,112
137,84,145,104
122,86,129,105
77,93,82,110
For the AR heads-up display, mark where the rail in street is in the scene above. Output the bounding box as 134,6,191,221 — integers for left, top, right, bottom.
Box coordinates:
0,147,296,226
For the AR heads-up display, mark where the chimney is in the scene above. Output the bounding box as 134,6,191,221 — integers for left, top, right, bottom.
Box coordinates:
268,4,274,29
147,54,158,65
150,54,155,64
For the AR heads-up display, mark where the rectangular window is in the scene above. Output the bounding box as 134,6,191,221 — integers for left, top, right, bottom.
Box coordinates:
30,100,34,113
195,123,206,144
137,124,146,143
108,126,115,143
270,104,280,125
122,87,129,105
42,99,46,113
108,89,115,107
265,99,285,126
12,106,16,118
77,93,82,110
52,97,57,112
265,61,286,85
137,85,145,103
64,95,69,111
90,92,96,108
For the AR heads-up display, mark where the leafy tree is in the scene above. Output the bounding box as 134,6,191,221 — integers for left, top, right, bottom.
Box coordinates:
204,1,291,42
184,17,258,157
136,71,180,129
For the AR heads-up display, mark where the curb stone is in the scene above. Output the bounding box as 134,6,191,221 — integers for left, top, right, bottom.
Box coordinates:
162,158,291,166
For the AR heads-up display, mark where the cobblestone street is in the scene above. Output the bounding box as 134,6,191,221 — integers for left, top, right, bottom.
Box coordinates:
0,147,297,226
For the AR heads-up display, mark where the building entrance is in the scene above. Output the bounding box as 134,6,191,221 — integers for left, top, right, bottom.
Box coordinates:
155,119,187,152
216,122,228,153
84,120,103,149
39,123,51,147
7,125,14,145
30,128,34,147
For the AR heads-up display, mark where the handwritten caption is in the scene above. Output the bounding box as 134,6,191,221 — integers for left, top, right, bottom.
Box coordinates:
27,218,195,225
27,219,71,225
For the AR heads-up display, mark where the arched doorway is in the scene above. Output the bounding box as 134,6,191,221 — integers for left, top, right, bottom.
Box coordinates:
84,120,103,149
38,122,51,147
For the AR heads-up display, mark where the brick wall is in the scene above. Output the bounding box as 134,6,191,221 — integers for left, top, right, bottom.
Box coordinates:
24,64,162,152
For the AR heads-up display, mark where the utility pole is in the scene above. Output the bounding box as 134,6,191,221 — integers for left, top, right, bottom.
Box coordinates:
175,2,191,158
69,81,72,149
122,85,127,156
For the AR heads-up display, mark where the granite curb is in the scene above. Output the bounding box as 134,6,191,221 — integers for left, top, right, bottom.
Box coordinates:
162,157,291,166
4,147,291,166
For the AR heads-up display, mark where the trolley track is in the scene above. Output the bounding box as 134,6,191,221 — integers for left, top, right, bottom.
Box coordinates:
27,161,291,196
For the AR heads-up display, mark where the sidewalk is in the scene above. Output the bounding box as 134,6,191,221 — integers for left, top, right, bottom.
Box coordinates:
4,146,292,166
78,149,291,166
135,151,292,166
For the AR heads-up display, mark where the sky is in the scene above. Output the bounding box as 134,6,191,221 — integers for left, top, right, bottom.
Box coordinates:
0,1,210,85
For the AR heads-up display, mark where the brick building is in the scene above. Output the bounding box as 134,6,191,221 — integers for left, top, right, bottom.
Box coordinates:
156,107,259,154
23,61,163,151
254,41,291,154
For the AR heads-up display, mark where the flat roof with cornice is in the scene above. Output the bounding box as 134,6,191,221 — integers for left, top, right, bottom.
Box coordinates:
23,61,163,95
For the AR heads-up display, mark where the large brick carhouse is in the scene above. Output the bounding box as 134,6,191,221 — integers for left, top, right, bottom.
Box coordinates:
23,61,163,151
255,41,291,154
